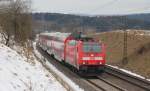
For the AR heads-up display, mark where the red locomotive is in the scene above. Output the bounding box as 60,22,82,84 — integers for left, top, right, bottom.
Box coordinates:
38,32,106,74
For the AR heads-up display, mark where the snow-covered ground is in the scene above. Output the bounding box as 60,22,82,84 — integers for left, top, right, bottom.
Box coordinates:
0,43,66,91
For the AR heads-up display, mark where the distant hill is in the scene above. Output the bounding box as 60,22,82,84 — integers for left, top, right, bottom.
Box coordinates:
32,13,150,32
127,13,150,22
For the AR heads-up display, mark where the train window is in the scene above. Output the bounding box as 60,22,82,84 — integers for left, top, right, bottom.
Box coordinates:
83,43,101,53
68,40,76,46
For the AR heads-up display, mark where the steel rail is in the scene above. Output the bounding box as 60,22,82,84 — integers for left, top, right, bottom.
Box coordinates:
97,76,127,91
105,66,150,91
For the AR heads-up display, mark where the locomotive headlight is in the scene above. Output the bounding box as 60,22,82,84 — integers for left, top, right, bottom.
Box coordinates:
99,62,102,64
82,57,90,60
83,62,86,64
95,57,103,60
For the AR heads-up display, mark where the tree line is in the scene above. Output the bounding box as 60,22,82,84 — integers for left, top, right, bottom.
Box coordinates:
0,0,32,46
32,13,150,33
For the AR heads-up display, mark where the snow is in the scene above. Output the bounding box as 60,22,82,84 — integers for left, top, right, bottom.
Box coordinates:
107,64,150,81
0,43,66,91
126,30,150,36
33,42,84,91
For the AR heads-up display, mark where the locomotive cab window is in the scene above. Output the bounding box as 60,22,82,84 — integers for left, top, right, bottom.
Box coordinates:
68,40,76,46
83,43,101,53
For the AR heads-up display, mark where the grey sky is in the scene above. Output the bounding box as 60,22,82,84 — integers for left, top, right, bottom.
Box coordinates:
32,0,150,15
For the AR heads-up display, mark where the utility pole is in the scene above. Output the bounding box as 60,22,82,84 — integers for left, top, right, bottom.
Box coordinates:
42,14,45,31
122,16,128,65
123,29,128,65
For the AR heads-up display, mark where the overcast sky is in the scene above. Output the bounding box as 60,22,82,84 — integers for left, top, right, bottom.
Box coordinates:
32,0,150,15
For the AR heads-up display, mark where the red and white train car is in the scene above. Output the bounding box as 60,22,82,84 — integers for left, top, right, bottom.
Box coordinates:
38,32,106,73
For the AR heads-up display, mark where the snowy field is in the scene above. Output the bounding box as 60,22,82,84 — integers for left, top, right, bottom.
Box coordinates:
0,43,66,91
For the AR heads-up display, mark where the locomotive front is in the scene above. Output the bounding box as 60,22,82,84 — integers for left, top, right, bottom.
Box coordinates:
77,40,106,73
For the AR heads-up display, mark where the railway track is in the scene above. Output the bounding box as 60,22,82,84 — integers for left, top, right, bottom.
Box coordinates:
83,68,150,91
97,76,126,91
85,78,126,91
36,45,150,91
105,66,150,91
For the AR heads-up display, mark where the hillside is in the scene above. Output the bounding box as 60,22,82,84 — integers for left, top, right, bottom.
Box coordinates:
32,13,150,33
90,30,150,78
0,43,66,91
127,13,150,22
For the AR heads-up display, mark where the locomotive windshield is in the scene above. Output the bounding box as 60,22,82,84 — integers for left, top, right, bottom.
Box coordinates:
83,43,101,53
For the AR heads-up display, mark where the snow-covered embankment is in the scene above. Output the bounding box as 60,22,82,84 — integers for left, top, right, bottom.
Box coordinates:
0,43,66,91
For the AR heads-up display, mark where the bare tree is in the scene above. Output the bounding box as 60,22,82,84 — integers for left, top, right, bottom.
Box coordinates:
0,3,13,46
0,0,32,46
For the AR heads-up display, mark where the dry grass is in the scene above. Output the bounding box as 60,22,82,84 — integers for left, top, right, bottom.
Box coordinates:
90,30,150,78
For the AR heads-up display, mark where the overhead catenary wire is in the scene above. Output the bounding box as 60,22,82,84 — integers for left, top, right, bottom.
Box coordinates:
125,6,150,14
86,0,119,14
85,0,150,15
83,0,150,65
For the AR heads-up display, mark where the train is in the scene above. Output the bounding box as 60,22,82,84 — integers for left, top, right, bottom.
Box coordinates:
37,32,106,74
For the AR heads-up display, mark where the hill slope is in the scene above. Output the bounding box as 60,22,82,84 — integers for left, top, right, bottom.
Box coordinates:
0,44,66,91
127,13,150,22
90,30,150,78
